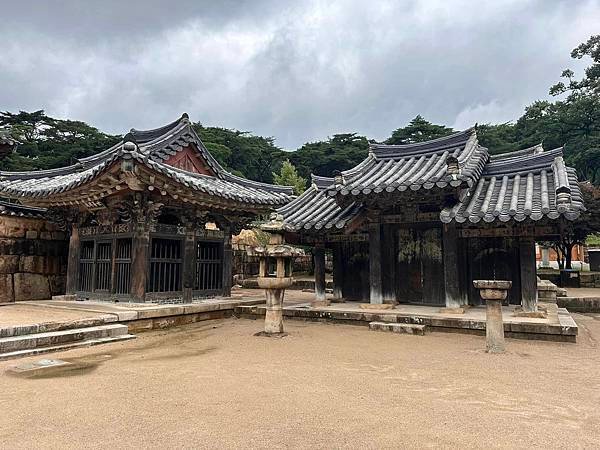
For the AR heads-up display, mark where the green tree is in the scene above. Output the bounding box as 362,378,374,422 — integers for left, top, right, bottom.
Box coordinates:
385,115,454,145
0,110,120,171
273,160,306,195
192,123,286,183
289,133,369,180
545,182,600,269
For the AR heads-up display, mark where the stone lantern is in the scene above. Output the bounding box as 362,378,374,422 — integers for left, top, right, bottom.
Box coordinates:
473,280,512,353
248,218,303,336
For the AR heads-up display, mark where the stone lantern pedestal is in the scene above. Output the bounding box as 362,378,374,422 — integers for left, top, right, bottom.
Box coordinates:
257,275,293,334
473,280,512,353
248,223,303,337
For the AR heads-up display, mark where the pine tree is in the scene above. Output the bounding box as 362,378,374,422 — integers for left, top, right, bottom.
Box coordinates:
273,160,306,195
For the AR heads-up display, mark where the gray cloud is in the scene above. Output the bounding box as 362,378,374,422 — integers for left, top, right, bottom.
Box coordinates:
0,0,598,149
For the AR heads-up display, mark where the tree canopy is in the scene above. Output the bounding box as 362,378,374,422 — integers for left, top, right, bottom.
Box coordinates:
273,160,306,195
1,35,599,193
386,115,454,145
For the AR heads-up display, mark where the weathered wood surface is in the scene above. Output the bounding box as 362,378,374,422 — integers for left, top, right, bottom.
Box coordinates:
368,221,383,304
313,244,326,302
65,226,80,295
519,237,538,312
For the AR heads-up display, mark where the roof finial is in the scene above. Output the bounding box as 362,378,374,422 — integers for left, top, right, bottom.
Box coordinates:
181,112,190,121
123,132,138,152
446,155,460,177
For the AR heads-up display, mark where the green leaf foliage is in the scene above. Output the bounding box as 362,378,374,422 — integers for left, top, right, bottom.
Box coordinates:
385,115,454,145
273,160,306,195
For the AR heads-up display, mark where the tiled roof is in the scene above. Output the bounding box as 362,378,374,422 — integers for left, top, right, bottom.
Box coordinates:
326,128,488,197
0,200,46,219
440,147,585,223
277,175,362,231
0,114,293,207
278,131,585,232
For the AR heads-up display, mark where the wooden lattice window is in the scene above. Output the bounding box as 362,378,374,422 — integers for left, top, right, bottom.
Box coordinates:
78,238,132,294
78,241,95,292
94,242,112,292
148,238,182,292
114,239,132,294
195,241,223,292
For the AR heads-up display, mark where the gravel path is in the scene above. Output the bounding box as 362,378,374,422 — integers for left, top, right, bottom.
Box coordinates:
1,314,599,449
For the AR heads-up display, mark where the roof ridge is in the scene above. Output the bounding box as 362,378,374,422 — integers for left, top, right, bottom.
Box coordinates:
129,113,189,144
489,143,544,161
370,127,475,151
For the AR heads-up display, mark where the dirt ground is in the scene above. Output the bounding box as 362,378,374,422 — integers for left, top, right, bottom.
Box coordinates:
1,314,600,449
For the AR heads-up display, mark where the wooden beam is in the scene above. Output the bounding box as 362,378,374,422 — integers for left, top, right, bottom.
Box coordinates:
131,224,150,302
368,220,383,304
519,237,538,312
443,223,464,308
332,242,344,301
65,225,80,295
314,244,326,302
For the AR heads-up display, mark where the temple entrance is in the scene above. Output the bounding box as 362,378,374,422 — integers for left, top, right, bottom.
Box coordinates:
395,226,444,305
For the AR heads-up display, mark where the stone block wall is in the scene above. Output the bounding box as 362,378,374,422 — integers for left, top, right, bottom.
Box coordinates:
0,215,68,303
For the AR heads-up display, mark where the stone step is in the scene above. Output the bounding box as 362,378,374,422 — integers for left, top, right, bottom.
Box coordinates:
0,324,129,353
0,334,136,361
0,315,118,338
368,321,428,335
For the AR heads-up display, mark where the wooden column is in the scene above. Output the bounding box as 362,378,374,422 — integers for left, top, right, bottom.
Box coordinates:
519,237,538,312
382,223,397,304
221,226,233,297
182,228,196,303
369,220,383,304
65,225,80,295
443,223,463,309
130,224,150,302
332,243,344,301
313,244,327,304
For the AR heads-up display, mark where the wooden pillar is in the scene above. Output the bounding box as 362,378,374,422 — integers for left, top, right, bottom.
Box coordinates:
443,223,464,308
313,244,327,303
182,228,196,303
221,227,233,297
382,224,397,304
369,220,383,304
519,237,538,312
332,243,344,301
131,224,150,302
65,225,80,295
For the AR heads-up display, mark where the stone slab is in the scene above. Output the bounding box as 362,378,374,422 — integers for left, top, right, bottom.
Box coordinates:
359,303,395,310
0,334,136,361
0,324,128,352
369,321,427,335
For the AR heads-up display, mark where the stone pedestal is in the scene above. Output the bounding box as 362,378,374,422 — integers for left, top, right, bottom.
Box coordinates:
257,276,293,336
473,280,512,354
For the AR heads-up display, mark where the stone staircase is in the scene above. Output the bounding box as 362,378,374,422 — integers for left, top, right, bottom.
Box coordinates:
369,321,428,335
0,323,135,361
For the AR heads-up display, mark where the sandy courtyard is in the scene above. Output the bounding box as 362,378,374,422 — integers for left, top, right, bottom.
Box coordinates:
1,314,600,449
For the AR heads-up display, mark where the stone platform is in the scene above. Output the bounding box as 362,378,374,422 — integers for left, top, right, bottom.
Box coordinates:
235,300,578,342
0,294,266,336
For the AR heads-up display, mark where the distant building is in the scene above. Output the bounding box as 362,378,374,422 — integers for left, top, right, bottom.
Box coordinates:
277,132,585,312
0,114,293,303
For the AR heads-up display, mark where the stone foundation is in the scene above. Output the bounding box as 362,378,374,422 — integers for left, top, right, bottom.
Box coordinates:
0,214,67,303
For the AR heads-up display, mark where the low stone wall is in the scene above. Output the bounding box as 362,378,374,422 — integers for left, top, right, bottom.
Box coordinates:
538,271,600,288
0,215,68,303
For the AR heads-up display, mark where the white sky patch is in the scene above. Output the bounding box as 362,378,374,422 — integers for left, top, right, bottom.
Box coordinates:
452,100,523,130
0,0,599,147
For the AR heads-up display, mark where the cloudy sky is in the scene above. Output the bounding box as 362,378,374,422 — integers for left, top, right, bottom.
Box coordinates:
1,0,599,149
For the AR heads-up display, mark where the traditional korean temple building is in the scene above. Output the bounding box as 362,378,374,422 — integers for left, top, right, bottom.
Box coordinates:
277,129,585,311
0,114,293,302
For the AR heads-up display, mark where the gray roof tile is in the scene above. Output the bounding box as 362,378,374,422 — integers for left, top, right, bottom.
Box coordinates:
327,128,488,197
0,114,293,207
